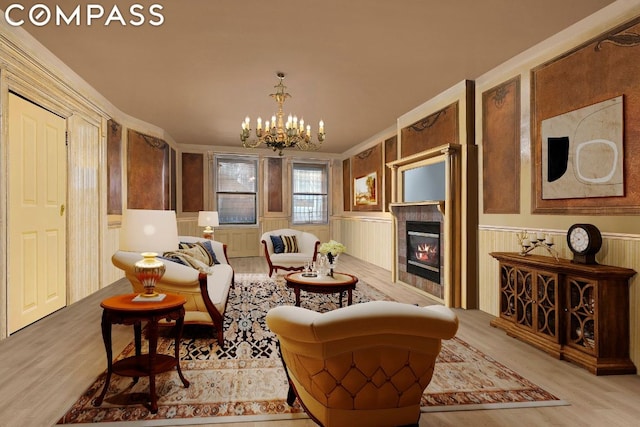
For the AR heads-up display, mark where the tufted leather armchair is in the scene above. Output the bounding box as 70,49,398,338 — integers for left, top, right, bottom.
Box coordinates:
265,301,459,427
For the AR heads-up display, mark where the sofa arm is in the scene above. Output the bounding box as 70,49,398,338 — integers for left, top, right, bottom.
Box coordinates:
297,233,320,255
112,250,200,286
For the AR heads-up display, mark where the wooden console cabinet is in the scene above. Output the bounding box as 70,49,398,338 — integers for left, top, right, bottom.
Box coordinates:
490,252,636,375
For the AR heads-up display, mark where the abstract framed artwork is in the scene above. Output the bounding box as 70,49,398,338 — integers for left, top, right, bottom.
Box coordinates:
541,96,623,200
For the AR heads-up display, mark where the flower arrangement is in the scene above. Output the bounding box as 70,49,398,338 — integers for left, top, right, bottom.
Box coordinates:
319,240,346,277
319,240,346,257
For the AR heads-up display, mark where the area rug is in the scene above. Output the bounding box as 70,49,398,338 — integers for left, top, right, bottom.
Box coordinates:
58,273,566,425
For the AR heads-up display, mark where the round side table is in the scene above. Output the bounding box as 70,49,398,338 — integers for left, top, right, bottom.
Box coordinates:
94,293,190,413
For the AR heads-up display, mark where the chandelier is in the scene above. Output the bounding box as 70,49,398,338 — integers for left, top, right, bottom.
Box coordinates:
241,72,325,156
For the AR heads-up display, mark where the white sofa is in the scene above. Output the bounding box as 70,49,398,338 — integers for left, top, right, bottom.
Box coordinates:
112,236,233,347
260,228,320,277
266,301,459,427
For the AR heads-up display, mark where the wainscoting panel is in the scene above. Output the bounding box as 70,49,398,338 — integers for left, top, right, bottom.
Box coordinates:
177,218,199,237
177,218,261,257
260,218,290,234
67,115,101,303
333,216,394,271
478,226,640,370
215,228,261,257
103,226,122,286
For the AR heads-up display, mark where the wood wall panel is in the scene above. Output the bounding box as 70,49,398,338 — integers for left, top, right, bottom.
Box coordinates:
267,158,283,213
342,158,351,211
482,77,521,214
181,152,204,213
106,120,122,215
351,144,382,212
401,102,459,158
171,148,176,211
384,135,397,211
532,17,640,214
126,129,170,210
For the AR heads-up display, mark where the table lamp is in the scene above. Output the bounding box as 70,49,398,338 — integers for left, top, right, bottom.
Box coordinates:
120,209,179,297
198,211,219,240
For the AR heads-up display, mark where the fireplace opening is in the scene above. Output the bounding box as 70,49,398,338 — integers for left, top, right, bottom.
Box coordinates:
406,221,441,283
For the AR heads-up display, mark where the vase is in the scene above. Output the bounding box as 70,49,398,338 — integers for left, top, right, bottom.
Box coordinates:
134,252,166,297
326,253,338,277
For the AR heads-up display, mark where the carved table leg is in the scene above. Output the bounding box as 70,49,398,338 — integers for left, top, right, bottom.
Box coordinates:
95,310,112,407
174,313,190,388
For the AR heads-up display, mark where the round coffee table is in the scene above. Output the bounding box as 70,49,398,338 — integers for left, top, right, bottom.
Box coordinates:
285,272,358,308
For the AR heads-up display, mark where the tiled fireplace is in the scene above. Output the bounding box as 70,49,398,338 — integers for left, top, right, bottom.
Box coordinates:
394,204,445,300
406,221,441,283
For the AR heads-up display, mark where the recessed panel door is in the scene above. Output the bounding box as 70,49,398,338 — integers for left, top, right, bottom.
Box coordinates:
8,93,67,333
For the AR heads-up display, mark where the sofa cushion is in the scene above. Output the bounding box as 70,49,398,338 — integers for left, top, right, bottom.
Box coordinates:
270,252,310,266
270,235,285,254
282,235,299,253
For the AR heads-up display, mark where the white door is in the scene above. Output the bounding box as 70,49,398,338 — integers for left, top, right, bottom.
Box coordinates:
8,93,67,334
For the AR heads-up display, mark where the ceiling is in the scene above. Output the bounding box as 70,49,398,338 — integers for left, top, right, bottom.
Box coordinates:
4,0,615,154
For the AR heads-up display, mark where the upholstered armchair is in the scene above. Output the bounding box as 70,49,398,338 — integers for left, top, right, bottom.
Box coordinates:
260,228,320,277
266,301,459,427
111,210,234,346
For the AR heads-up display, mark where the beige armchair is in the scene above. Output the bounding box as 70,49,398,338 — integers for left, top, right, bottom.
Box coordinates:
261,228,320,277
111,210,234,346
266,301,459,427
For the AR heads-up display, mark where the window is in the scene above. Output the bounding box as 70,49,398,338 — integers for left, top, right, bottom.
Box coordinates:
292,162,328,224
215,156,257,224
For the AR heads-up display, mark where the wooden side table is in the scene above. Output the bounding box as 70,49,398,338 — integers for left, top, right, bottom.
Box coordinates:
94,293,190,413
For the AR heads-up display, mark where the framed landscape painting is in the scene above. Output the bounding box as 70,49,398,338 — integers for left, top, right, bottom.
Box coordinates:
354,172,377,206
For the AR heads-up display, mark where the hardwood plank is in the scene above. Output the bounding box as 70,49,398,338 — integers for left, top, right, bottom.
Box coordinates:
1,255,639,426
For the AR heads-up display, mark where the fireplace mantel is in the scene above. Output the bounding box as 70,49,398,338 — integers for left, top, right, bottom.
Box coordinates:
386,143,460,169
390,201,445,215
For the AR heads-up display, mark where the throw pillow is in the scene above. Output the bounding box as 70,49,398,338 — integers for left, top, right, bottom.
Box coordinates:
270,235,285,254
177,242,215,266
281,235,299,253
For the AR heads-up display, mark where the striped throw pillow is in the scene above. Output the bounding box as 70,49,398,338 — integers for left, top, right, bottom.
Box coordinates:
281,235,299,253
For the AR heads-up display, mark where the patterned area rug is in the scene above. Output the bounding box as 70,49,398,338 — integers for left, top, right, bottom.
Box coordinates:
58,273,566,425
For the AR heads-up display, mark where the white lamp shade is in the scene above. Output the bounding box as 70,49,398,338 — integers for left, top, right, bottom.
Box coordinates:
198,211,219,227
120,209,179,253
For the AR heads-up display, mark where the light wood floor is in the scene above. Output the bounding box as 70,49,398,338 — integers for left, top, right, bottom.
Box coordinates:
1,254,640,426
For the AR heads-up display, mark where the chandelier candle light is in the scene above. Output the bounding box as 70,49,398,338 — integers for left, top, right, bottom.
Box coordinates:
241,72,325,156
